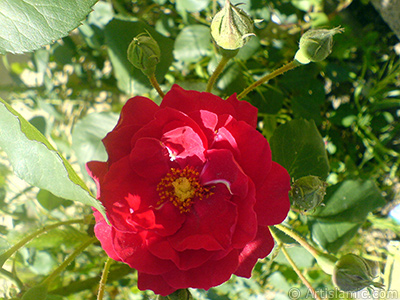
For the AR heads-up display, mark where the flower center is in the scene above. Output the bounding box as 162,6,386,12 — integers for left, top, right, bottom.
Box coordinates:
157,166,213,213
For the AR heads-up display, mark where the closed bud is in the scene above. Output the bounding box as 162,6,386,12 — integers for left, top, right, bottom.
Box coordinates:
157,289,193,300
210,0,254,52
289,175,327,212
294,27,344,64
332,254,384,292
127,31,161,77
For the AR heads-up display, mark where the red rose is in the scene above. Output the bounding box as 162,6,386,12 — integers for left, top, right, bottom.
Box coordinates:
87,85,290,296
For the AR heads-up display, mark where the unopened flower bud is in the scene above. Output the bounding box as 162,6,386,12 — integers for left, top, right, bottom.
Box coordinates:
127,31,161,77
332,254,384,292
157,289,193,300
210,0,255,52
289,175,327,212
294,27,344,64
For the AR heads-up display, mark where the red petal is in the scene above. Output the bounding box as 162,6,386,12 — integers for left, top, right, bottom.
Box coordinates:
112,229,174,275
93,209,120,262
230,181,257,249
161,125,206,164
201,149,249,198
103,96,159,164
188,110,219,145
114,96,159,130
100,157,159,232
147,238,215,270
103,125,142,164
214,118,272,189
226,93,258,128
254,162,291,226
137,272,177,296
162,249,239,290
168,185,237,251
161,85,237,118
131,107,208,168
86,161,108,198
234,226,274,278
129,137,171,181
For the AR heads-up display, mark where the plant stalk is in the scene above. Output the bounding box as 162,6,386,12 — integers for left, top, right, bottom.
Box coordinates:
97,257,113,300
148,74,165,98
206,55,231,93
271,230,322,300
238,60,300,99
273,224,338,275
41,237,97,287
0,219,86,268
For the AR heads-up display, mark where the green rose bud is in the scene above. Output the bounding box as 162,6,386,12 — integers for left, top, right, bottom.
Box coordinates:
289,175,327,212
210,0,254,53
157,289,193,300
294,27,344,64
127,31,161,77
332,254,384,292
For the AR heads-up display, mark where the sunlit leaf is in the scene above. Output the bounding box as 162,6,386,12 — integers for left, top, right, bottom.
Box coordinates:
308,179,386,252
0,0,97,54
270,119,330,180
174,25,211,63
0,98,106,220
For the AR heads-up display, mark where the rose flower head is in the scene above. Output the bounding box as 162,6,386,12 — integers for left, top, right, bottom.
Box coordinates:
87,85,291,296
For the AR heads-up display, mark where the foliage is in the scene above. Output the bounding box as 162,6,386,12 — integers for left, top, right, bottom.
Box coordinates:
0,0,399,299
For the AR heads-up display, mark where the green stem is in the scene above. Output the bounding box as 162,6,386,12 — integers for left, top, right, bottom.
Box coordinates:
273,224,338,275
0,219,86,268
41,237,97,287
97,258,113,300
206,55,231,93
273,224,320,257
237,60,300,100
0,267,23,290
148,74,165,98
271,230,322,300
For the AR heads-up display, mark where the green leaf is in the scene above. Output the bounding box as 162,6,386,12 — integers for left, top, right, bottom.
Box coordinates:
72,112,118,182
37,189,72,211
309,221,360,253
174,25,212,63
104,19,174,94
21,285,47,300
0,98,106,220
274,246,315,268
280,64,325,125
270,119,330,180
0,0,97,54
308,179,386,252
